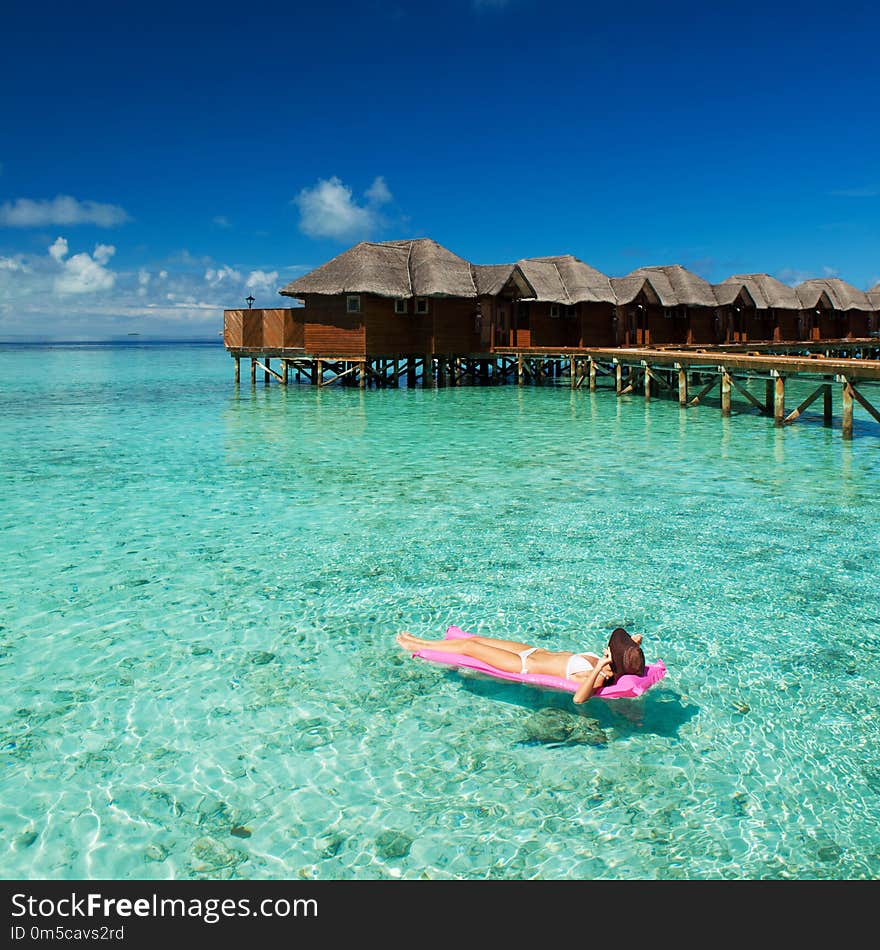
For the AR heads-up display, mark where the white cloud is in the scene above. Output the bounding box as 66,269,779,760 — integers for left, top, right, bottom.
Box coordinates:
212,215,232,228
0,195,131,228
204,265,242,286
365,176,392,205
293,175,392,240
245,269,280,292
49,237,69,261
54,241,117,295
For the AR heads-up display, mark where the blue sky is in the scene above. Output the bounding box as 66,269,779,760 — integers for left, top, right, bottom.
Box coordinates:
1,0,878,339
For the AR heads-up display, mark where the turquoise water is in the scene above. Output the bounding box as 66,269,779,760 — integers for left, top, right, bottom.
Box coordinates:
1,342,879,881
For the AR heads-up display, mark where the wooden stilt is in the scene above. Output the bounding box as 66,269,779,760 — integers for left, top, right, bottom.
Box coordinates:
570,355,576,388
644,365,651,400
774,374,785,426
359,360,365,389
264,358,271,384
615,362,622,394
407,356,416,388
250,358,256,384
589,359,597,391
281,359,289,385
315,359,323,386
234,357,240,384
842,379,853,440
678,366,687,406
721,372,731,416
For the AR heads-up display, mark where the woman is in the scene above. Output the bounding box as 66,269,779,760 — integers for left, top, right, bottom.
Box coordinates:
396,626,646,704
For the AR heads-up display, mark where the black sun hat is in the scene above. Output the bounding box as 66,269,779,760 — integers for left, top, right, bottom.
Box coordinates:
608,627,646,679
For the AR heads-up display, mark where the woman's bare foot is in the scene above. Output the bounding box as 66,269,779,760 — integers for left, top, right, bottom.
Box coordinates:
396,632,423,650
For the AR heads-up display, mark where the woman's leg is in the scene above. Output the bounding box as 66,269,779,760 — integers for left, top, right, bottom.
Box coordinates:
397,632,524,673
398,631,536,652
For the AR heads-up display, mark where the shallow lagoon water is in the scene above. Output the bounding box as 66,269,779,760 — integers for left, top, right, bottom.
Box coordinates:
1,342,879,880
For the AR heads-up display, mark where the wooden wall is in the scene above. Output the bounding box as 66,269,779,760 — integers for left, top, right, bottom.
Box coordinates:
432,298,482,353
529,303,579,348
579,303,618,347
223,309,264,348
300,296,365,355
261,309,304,349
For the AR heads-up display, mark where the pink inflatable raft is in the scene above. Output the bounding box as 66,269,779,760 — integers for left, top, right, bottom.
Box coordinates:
408,626,666,699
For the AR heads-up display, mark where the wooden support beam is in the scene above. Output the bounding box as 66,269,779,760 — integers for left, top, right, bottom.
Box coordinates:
250,358,257,384
848,381,880,424
264,358,271,384
615,362,622,394
234,357,240,384
359,360,365,389
728,374,768,413
570,355,576,388
644,364,651,400
842,379,853,439
774,374,785,426
688,375,718,407
281,359,289,385
589,359,597,391
783,382,828,425
317,362,360,388
315,359,323,386
678,366,687,406
721,371,731,416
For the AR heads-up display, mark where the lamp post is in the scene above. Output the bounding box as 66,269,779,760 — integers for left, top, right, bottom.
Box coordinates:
246,295,255,309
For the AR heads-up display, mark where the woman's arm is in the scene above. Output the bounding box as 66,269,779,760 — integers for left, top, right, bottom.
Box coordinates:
573,655,613,704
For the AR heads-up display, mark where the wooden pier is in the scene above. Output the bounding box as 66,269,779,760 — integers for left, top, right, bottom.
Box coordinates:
226,339,880,440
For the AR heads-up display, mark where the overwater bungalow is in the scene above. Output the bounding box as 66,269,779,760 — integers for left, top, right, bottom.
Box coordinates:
277,238,491,357
512,255,618,348
717,274,802,342
471,263,537,349
610,265,718,346
795,278,875,340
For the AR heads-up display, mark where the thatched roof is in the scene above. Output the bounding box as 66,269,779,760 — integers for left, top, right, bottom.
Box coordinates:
712,281,757,308
516,255,616,305
617,265,718,307
795,277,873,311
471,263,536,299
869,283,880,310
719,274,801,310
279,238,478,299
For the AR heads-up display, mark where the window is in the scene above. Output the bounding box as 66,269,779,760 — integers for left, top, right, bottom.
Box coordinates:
663,308,673,319
346,295,361,313
550,304,560,318
415,298,429,314
394,298,408,314
566,305,577,317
